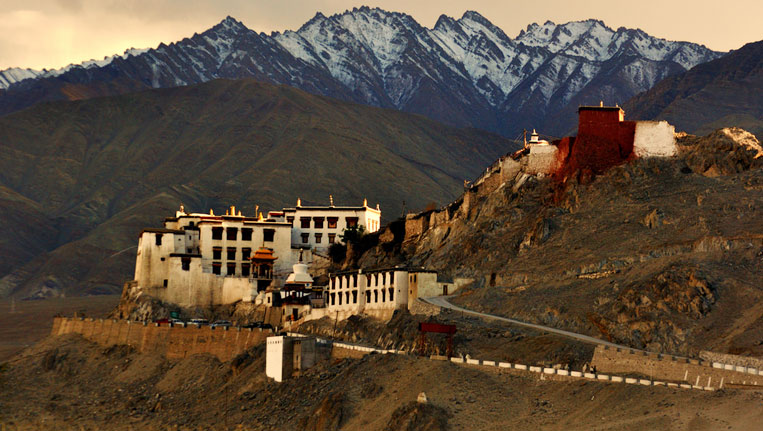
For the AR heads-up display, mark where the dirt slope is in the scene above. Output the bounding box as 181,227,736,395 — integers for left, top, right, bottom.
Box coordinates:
1,334,761,430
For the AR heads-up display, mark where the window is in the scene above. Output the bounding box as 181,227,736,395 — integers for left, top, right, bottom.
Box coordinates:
352,291,358,303
315,233,322,243
212,227,223,240
328,233,336,244
181,258,190,271
226,227,238,241
388,288,394,301
346,217,358,228
227,247,236,260
213,247,222,260
263,229,275,242
241,228,252,241
155,234,163,246
242,247,251,260
381,273,386,285
365,291,371,302
352,274,357,287
301,233,309,244
300,217,311,229
313,217,324,228
287,216,294,224
374,290,378,303
189,221,195,227
241,264,250,277
163,279,168,287
227,263,236,276
327,217,338,228
212,263,221,275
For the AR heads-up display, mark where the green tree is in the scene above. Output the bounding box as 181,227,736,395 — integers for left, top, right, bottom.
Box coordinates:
339,224,366,244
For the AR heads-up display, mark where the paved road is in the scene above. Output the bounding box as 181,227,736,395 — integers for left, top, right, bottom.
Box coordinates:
423,295,627,349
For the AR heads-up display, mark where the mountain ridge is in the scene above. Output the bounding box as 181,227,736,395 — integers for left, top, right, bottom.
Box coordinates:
623,39,763,138
0,8,724,136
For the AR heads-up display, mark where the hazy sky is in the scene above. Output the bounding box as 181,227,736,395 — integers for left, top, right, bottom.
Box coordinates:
1,0,760,70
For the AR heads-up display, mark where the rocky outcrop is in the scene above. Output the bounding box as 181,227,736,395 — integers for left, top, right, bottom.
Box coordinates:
677,128,763,176
593,267,717,353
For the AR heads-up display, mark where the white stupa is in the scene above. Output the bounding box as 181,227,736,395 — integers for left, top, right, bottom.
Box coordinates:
285,249,313,286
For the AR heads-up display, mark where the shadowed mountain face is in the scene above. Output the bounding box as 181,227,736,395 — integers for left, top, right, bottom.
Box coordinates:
0,78,516,298
624,40,763,138
0,8,723,137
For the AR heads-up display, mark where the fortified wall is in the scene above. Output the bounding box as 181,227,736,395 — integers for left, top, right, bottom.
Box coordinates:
51,317,274,362
591,345,761,388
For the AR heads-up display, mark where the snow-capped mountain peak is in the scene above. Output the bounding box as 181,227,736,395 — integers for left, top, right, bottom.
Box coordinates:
0,9,726,136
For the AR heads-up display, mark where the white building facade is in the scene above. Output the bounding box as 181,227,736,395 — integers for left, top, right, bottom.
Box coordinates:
269,198,381,252
130,199,383,308
320,268,443,321
132,206,294,307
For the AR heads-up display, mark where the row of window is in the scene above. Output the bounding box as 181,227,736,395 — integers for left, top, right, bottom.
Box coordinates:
210,262,250,276
298,216,358,229
331,272,395,289
211,247,252,261
328,288,395,306
301,232,336,244
211,227,276,242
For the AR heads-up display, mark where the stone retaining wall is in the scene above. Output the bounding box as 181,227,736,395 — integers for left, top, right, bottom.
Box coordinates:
591,345,761,389
51,317,273,362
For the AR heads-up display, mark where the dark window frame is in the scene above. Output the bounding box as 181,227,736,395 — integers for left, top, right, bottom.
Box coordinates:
327,217,338,229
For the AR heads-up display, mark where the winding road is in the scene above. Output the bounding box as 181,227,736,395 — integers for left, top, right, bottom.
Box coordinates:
422,295,627,349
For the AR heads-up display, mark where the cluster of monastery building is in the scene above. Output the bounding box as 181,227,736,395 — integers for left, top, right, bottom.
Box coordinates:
127,105,678,326
129,198,460,324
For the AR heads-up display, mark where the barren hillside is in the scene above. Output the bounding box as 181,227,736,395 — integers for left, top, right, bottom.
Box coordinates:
1,333,761,430
354,128,763,356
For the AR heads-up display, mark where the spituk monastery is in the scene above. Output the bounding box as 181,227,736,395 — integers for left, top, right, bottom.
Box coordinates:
126,105,678,328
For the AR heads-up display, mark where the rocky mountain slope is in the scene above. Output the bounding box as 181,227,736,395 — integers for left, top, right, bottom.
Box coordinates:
0,78,515,299
0,7,723,136
624,40,763,138
354,128,763,356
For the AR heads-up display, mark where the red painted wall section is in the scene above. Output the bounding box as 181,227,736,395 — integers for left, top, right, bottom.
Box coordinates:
552,107,637,183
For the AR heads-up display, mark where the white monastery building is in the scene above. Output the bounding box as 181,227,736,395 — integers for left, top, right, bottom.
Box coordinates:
267,196,381,252
130,198,381,308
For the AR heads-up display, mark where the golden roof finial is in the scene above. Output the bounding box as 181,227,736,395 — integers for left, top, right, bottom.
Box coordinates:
297,197,302,207
363,198,367,207
329,195,334,207
258,212,264,221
